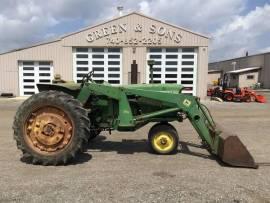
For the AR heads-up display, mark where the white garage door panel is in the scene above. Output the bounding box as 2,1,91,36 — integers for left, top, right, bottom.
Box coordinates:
19,61,53,96
73,48,122,85
146,48,197,95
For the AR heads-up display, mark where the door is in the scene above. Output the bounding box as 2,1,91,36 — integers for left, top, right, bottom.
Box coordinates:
19,61,53,96
146,48,197,95
73,47,122,85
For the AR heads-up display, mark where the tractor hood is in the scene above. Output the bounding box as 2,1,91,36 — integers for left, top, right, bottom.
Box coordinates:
123,84,184,94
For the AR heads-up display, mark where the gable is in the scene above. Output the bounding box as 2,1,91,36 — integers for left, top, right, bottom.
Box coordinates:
61,12,208,47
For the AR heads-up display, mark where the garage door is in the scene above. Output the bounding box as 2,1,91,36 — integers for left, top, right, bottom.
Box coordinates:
146,48,197,95
73,47,122,85
19,61,53,96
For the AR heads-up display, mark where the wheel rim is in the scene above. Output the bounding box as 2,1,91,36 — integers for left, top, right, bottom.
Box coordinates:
226,95,233,101
152,132,174,152
250,95,256,102
24,106,73,155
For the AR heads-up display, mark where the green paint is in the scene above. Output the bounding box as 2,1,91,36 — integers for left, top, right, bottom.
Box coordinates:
44,82,221,154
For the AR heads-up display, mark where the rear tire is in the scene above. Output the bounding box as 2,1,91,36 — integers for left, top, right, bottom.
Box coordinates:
224,93,234,102
13,91,90,165
148,123,179,154
88,128,102,141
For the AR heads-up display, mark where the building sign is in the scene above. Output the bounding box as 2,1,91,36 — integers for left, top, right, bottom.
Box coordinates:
86,23,183,45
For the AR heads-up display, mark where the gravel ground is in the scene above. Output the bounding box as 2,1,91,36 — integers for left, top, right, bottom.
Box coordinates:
0,93,270,202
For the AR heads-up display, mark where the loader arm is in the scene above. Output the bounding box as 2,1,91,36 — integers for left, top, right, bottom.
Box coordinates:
76,83,257,168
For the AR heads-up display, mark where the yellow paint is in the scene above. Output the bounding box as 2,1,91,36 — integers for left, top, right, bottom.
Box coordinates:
152,131,174,153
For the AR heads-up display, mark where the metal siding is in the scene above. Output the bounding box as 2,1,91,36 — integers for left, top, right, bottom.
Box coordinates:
62,13,208,47
209,54,270,88
207,72,221,85
0,41,73,96
263,54,270,88
239,72,259,88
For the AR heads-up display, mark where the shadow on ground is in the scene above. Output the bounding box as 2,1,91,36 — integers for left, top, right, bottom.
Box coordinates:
87,135,228,167
20,152,92,166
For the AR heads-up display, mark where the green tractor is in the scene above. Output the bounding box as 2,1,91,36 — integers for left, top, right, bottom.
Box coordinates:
13,71,257,168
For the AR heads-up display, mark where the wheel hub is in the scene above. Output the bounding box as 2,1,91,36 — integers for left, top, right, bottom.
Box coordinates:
153,132,174,151
24,106,73,153
43,124,55,136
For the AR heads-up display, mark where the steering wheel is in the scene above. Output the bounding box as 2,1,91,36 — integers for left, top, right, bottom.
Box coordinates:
81,70,94,87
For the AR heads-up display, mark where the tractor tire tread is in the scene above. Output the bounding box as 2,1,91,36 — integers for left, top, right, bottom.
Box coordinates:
13,90,90,165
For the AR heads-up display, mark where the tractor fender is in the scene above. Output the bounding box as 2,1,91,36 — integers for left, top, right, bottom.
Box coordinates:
37,83,81,98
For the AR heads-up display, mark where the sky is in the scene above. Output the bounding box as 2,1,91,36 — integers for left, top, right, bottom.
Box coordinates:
0,0,269,62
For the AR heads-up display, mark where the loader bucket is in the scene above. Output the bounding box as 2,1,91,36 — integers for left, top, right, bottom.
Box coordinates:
217,129,258,168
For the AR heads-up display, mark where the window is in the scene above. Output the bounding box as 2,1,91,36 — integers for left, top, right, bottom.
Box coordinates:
247,75,254,80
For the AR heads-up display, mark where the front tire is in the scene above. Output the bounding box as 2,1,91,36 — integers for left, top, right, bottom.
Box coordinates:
148,123,179,154
13,91,90,165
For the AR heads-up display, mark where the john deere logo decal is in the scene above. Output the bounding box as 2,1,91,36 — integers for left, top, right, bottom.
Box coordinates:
183,99,191,107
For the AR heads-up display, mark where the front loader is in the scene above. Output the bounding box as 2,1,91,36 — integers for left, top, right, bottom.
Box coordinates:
13,72,257,168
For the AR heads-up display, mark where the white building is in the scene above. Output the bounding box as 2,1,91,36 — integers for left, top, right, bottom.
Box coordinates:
0,12,209,97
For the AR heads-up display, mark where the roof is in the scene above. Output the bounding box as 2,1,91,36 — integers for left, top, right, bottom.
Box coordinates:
227,67,261,74
0,39,61,55
210,52,270,64
0,11,209,55
61,11,209,39
208,70,222,73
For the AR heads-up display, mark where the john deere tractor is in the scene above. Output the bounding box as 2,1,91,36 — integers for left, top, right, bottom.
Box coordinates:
13,71,257,168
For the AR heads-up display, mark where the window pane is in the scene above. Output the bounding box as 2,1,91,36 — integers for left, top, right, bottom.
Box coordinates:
23,67,34,71
23,73,34,76
108,55,120,59
23,61,34,65
166,48,178,52
181,80,193,84
166,74,177,78
166,68,177,72
93,74,104,77
108,67,120,71
108,80,120,84
76,54,88,58
108,74,120,78
108,61,120,65
76,48,88,52
92,55,104,59
182,74,193,78
39,73,50,77
92,48,104,52
182,55,194,59
77,67,88,71
149,48,162,52
77,61,88,65
182,61,194,65
92,61,104,65
39,79,50,83
182,68,193,72
39,67,50,71
150,55,161,59
166,61,177,65
108,48,120,52
182,48,194,52
93,67,104,71
166,55,178,59
39,61,51,65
